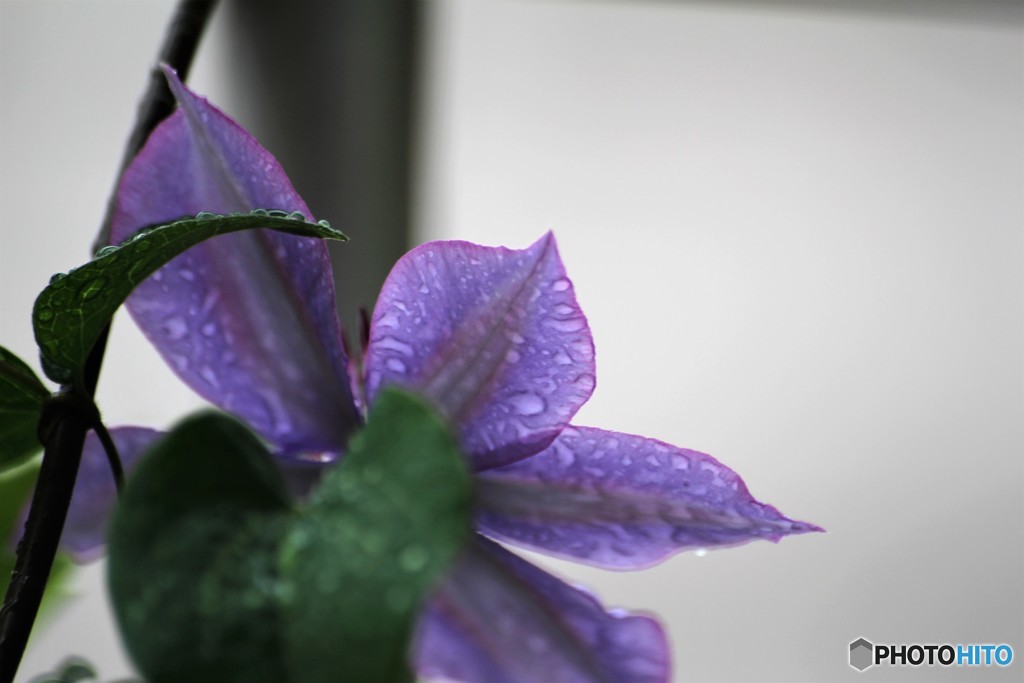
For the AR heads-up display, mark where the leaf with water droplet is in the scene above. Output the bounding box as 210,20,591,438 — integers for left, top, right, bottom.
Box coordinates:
0,345,49,471
33,212,347,386
282,388,472,683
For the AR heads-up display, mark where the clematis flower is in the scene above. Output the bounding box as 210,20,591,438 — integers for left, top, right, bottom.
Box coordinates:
61,68,820,682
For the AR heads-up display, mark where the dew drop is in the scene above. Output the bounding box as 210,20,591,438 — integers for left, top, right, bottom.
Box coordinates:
196,211,216,220
551,278,571,292
385,358,408,374
317,219,332,228
199,365,219,387
200,322,217,337
178,269,196,282
267,209,289,218
36,307,54,322
250,208,270,217
163,316,188,341
288,211,306,221
48,273,66,285
510,392,545,416
95,246,118,258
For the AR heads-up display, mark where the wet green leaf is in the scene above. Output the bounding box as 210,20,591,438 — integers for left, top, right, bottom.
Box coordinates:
283,389,472,683
33,211,347,385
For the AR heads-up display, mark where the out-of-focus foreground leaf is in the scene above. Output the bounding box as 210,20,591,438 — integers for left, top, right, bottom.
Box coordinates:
108,389,470,683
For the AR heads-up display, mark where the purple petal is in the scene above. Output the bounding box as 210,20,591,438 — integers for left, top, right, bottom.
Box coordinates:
61,427,160,562
110,67,357,455
414,535,669,683
364,234,596,470
475,426,823,569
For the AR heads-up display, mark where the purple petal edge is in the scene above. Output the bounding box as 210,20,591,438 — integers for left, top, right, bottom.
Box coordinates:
415,535,670,683
110,68,358,455
60,427,161,562
365,233,596,470
475,426,823,570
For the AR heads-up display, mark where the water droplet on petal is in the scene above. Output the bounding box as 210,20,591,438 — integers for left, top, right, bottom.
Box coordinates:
385,358,408,374
510,392,545,416
551,278,571,292
178,269,195,282
163,316,188,341
200,322,217,337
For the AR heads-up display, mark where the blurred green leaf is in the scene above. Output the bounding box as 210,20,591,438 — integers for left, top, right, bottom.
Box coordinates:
33,211,347,386
0,345,48,471
283,389,472,683
108,390,471,683
107,412,292,683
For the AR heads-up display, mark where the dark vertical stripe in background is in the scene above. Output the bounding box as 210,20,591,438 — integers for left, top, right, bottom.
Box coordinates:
224,0,419,332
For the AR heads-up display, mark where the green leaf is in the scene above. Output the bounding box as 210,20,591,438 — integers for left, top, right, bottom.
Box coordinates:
0,345,48,471
107,412,293,683
282,389,472,683
108,390,471,683
33,211,347,385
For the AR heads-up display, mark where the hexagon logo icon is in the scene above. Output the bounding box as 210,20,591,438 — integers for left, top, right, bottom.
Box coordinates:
850,638,874,671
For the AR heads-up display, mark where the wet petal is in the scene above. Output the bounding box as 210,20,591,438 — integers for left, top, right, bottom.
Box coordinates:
110,68,357,454
61,427,160,562
364,234,595,470
475,426,823,569
415,535,669,683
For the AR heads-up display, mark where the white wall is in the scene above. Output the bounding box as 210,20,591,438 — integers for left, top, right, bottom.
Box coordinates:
2,1,1021,681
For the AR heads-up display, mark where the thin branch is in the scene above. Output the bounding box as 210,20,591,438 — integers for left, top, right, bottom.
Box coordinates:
90,418,124,494
0,2,218,680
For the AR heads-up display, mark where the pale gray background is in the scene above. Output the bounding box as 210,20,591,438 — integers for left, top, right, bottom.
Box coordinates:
1,1,1021,682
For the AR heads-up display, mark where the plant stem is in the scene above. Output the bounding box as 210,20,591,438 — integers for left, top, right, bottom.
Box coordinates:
0,2,217,680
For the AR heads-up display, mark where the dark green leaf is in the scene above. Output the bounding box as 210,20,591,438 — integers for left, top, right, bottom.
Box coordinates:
33,211,347,385
0,345,48,470
107,412,292,683
282,389,472,683
108,391,471,683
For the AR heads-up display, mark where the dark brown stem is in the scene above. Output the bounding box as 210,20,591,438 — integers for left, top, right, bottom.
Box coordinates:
0,3,217,680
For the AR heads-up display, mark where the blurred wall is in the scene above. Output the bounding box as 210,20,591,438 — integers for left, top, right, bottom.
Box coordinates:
1,1,1021,681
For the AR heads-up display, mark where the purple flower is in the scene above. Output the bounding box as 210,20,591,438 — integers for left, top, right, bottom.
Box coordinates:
68,69,820,682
